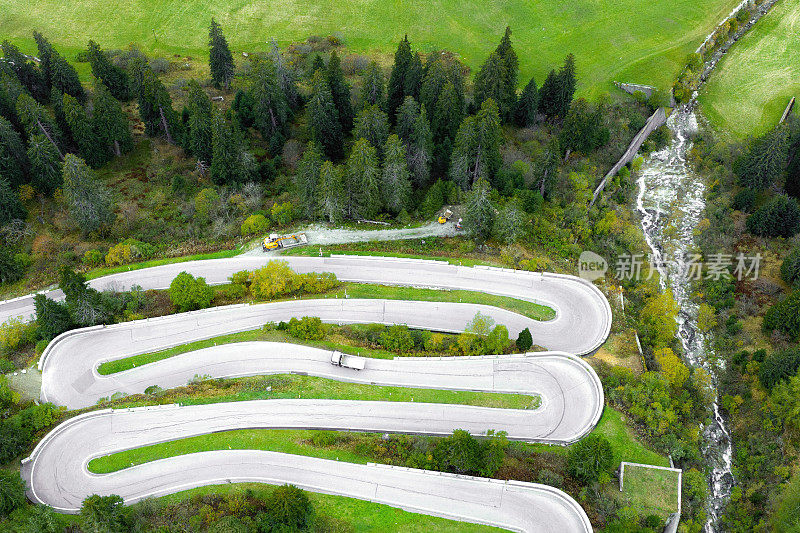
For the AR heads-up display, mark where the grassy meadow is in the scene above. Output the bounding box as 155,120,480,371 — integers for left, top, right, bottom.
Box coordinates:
0,0,740,96
699,0,800,138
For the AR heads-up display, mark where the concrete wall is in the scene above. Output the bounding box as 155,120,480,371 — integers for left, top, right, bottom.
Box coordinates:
590,107,667,207
615,82,655,98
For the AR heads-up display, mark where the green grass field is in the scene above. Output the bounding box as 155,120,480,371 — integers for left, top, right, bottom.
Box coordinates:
0,0,739,97
699,0,800,138
619,464,681,519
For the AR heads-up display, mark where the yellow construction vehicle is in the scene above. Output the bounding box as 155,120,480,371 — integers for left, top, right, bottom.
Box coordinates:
262,233,308,251
437,209,453,224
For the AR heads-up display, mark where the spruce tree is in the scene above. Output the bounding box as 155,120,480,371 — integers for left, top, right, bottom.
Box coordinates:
736,124,790,190
16,92,64,157
1,41,47,102
449,99,502,190
61,154,115,234
248,57,289,152
210,111,253,185
307,70,343,160
473,51,507,118
87,40,129,100
403,52,423,102
33,293,74,341
184,80,213,164
318,160,345,223
382,134,412,215
387,36,412,123
50,86,71,147
537,69,559,119
269,39,300,110
27,134,62,195
396,96,420,144
32,31,53,91
353,104,389,156
396,97,433,188
536,137,560,197
495,27,519,121
326,51,353,132
360,61,385,110
92,81,132,157
420,54,465,126
0,72,22,128
786,140,800,200
345,138,381,219
0,117,28,187
137,67,181,143
0,177,26,225
63,93,108,168
295,142,324,219
557,54,577,119
48,44,85,102
208,18,235,90
432,80,463,175
463,178,495,242
311,55,326,74
514,76,539,127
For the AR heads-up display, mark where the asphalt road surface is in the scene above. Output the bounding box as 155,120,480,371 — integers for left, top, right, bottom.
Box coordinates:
2,255,611,355
25,343,600,531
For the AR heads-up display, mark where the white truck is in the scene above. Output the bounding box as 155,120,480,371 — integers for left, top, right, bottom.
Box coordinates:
330,351,366,370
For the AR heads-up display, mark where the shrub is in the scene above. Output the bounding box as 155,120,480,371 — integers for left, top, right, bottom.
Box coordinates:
167,271,214,312
759,348,800,389
516,327,533,351
0,317,36,352
33,294,74,341
379,325,414,352
240,214,270,236
260,485,314,531
229,270,250,286
732,188,756,212
287,316,326,340
105,242,133,266
763,290,800,341
270,202,294,226
194,188,220,220
567,434,614,483
781,248,800,286
0,470,26,517
746,195,800,238
83,249,104,267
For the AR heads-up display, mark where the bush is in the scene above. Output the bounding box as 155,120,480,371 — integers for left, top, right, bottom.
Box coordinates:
0,317,36,352
379,325,414,352
249,261,338,300
270,202,294,226
516,327,533,351
567,434,614,483
167,271,214,312
194,188,220,220
763,290,800,341
746,195,800,238
732,188,756,212
83,249,104,267
34,294,74,341
287,316,326,340
781,248,800,286
241,214,270,236
260,485,314,532
105,242,133,266
759,348,800,390
0,470,26,517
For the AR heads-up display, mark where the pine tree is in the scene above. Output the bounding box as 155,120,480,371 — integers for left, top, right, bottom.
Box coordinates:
15,92,64,159
326,51,353,132
514,76,539,127
307,70,343,160
559,98,609,155
0,72,22,128
1,41,47,102
360,61,385,110
61,154,115,234
786,140,800,199
473,51,507,118
403,52,424,102
0,177,25,225
63,93,108,168
420,53,465,128
210,111,253,185
353,104,389,156
269,39,300,110
50,87,71,147
32,31,53,92
736,124,790,190
495,27,519,121
311,55,326,74
208,18,235,90
27,134,62,195
387,36,412,123
318,160,345,223
137,67,181,143
295,142,324,219
557,54,577,119
536,137,560,197
382,134,412,215
396,97,433,188
184,80,213,164
433,80,464,175
87,40,129,100
345,138,381,219
463,178,495,242
33,293,73,341
248,57,289,152
92,81,132,157
449,99,502,190
396,96,420,143
0,117,28,187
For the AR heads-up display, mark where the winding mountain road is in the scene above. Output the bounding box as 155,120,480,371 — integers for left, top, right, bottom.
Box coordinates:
12,254,611,531
2,254,611,356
